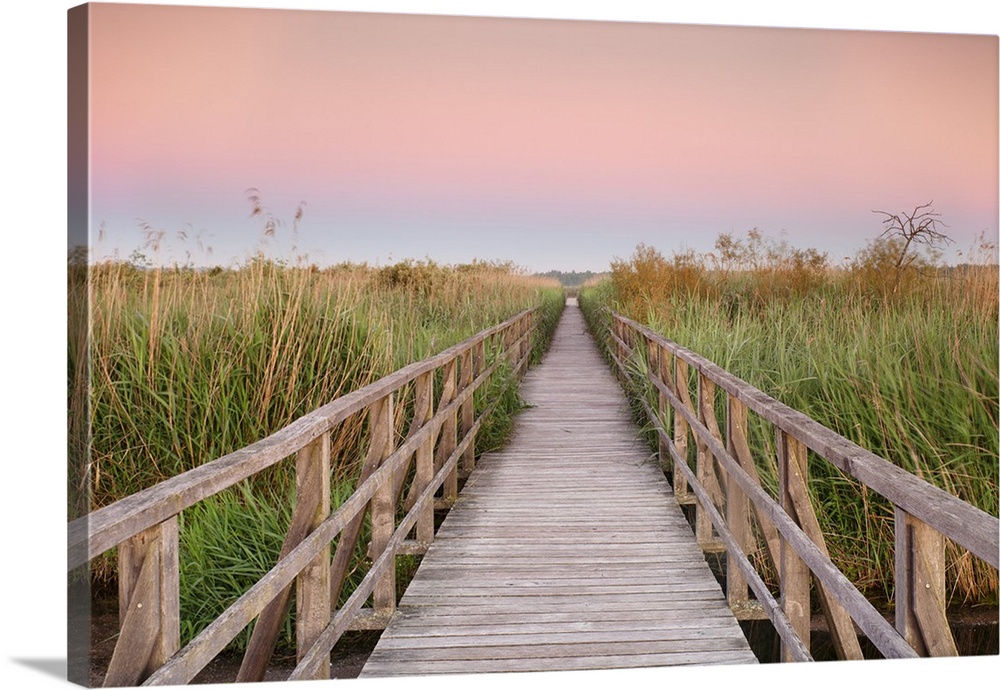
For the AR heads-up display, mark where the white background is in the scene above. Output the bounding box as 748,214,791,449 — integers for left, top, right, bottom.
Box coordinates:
1,1,997,688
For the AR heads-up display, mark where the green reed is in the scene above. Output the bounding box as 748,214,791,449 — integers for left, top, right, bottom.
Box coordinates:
580,238,998,605
78,257,563,649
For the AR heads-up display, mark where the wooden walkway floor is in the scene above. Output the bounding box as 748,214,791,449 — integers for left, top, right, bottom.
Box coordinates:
359,300,757,677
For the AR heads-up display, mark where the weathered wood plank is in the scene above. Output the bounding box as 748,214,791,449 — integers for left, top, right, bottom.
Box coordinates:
614,312,1000,569
642,357,917,659
383,611,746,634
778,430,811,662
370,395,398,616
69,308,536,569
412,372,436,545
360,302,756,677
361,650,756,676
895,510,959,656
105,546,161,687
237,433,330,682
294,433,332,680
725,395,751,609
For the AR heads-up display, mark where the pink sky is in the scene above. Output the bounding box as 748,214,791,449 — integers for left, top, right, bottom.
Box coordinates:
85,3,998,270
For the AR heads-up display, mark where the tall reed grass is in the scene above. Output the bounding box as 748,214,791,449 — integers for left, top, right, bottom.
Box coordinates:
78,254,563,648
580,230,998,605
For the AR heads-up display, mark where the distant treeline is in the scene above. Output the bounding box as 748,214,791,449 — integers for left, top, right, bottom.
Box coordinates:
534,269,604,287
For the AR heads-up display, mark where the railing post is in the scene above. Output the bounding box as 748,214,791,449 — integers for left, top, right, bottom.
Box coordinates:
646,335,658,384
895,508,959,656
672,357,691,503
438,358,459,502
330,396,396,614
519,312,530,370
519,314,528,367
726,395,751,609
656,343,672,473
295,433,331,680
413,371,436,545
696,373,722,545
105,517,180,687
777,429,811,661
613,316,623,363
459,347,475,474
504,320,516,367
370,394,398,618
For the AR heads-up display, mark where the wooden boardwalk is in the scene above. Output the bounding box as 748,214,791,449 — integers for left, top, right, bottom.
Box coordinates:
359,300,758,676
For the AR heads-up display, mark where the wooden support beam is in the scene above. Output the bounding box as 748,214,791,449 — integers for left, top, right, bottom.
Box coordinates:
657,344,672,475
723,404,781,575
370,394,398,617
777,429,811,662
437,359,459,502
725,396,751,609
295,434,332,680
895,509,959,656
238,434,331,682
330,397,395,609
672,357,691,502
459,348,476,474
106,517,179,687
412,372,436,546
696,374,725,545
781,435,864,661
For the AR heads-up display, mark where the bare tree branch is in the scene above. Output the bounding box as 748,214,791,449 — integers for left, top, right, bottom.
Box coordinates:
872,201,952,272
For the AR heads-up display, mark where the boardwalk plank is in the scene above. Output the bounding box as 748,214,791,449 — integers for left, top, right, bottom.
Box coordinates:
359,301,757,677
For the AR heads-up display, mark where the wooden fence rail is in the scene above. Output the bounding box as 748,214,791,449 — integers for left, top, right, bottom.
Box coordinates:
68,308,537,686
607,311,999,663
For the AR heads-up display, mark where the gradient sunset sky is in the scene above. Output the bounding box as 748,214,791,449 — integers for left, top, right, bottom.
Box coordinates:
85,2,998,272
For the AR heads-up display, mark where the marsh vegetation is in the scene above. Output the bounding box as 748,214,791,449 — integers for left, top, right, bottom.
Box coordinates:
72,252,564,650
580,227,998,606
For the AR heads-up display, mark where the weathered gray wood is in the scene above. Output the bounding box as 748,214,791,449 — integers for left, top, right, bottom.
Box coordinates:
657,343,673,473
237,434,330,682
290,415,475,680
412,372,436,545
659,432,812,661
620,364,812,660
361,302,757,676
362,650,754,676
722,393,782,573
778,430,811,662
68,308,536,570
329,398,391,610
294,434,332,680
74,309,537,687
781,431,864,661
912,540,959,657
459,349,475,473
145,382,483,685
631,337,918,659
673,356,692,502
895,510,959,656
437,359,458,502
725,396,751,609
614,312,999,569
105,518,178,687
370,395,398,616
105,543,160,687
147,384,482,684
615,311,994,661
697,373,727,545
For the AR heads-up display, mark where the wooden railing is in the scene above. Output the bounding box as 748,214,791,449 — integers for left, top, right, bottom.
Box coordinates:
68,308,538,686
607,311,999,662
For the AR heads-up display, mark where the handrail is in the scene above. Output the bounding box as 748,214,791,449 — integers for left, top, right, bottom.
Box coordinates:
70,307,540,686
615,313,998,567
605,309,999,662
68,309,534,569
